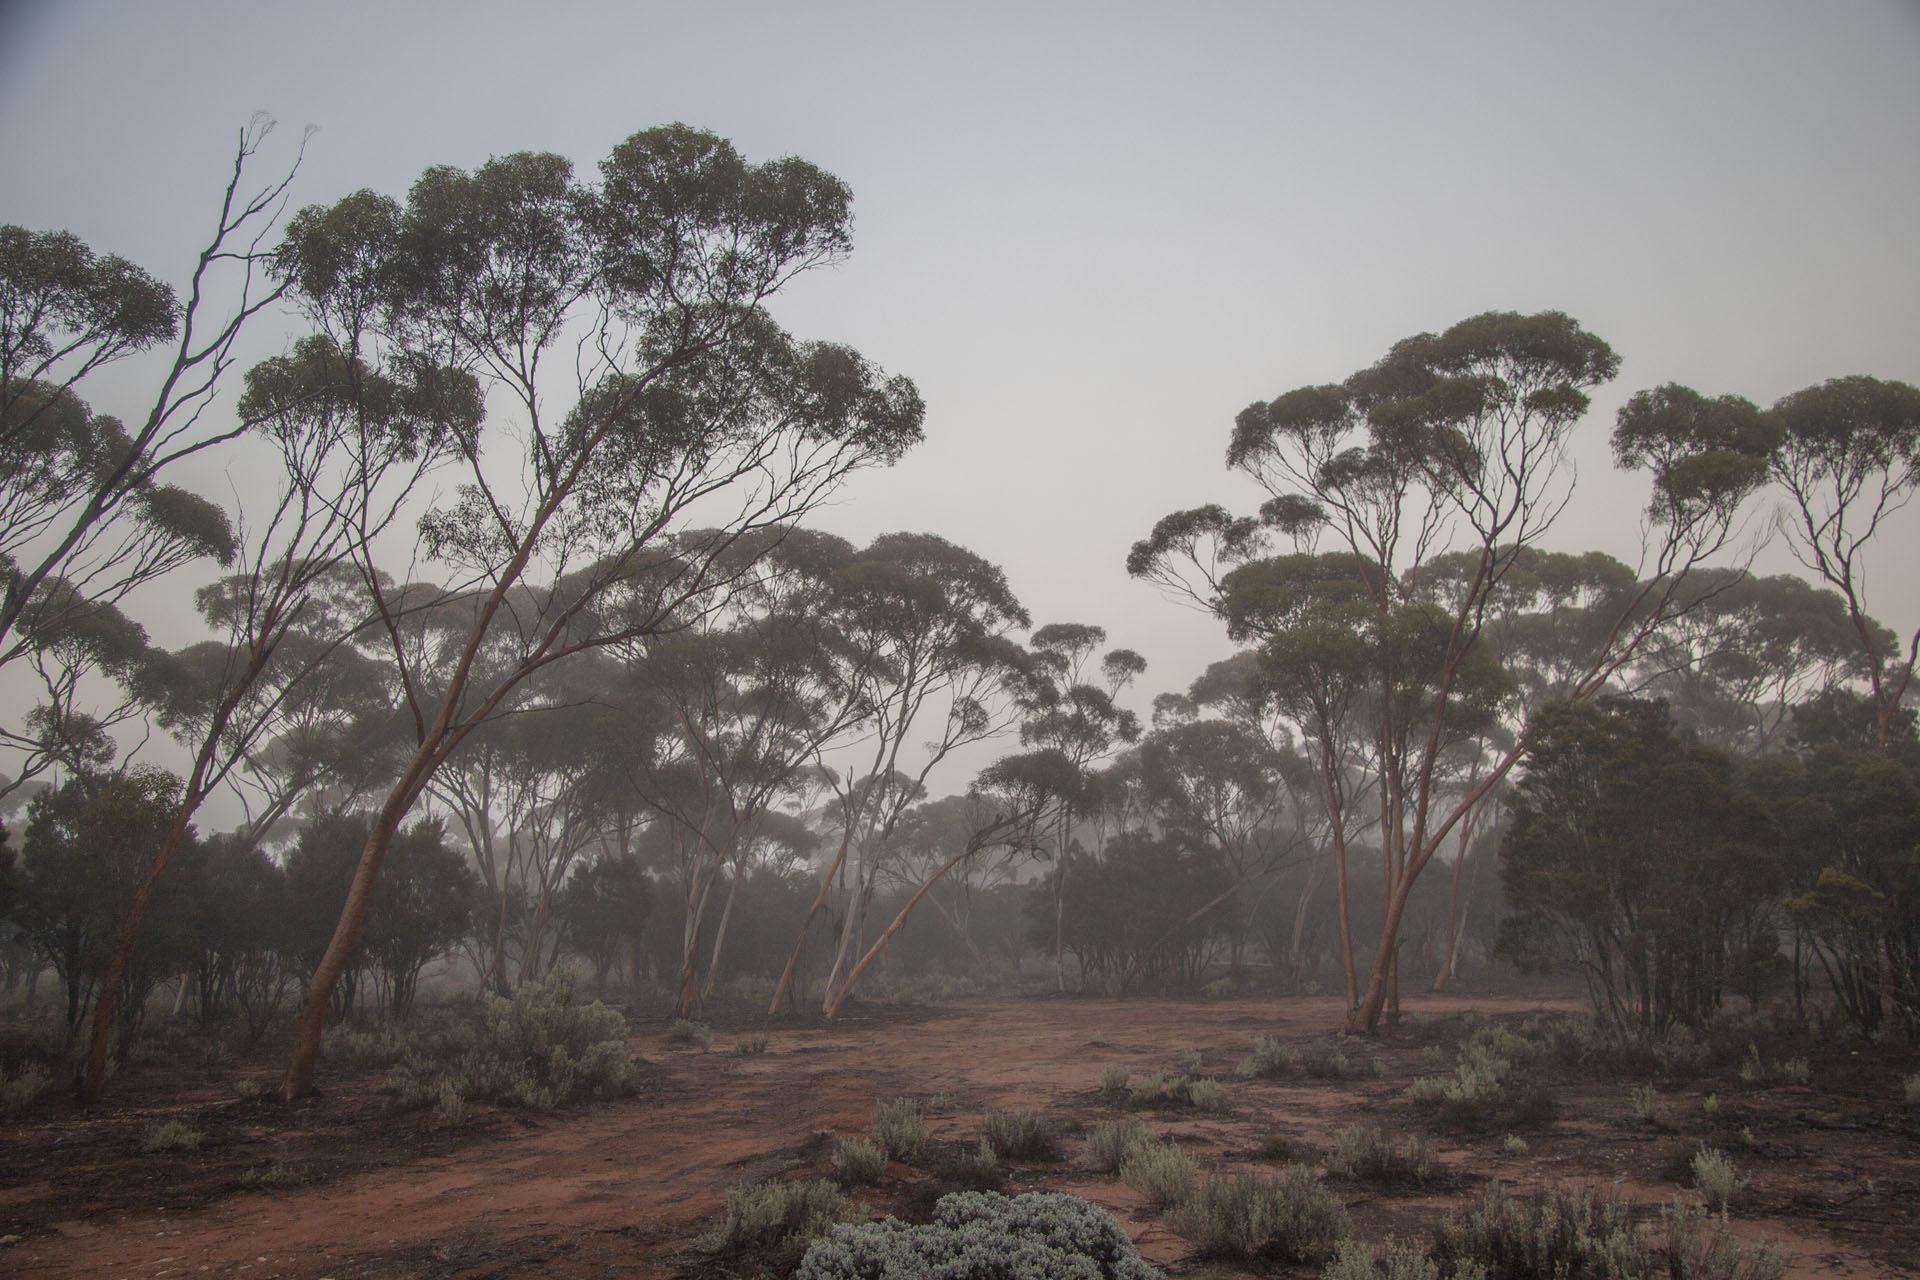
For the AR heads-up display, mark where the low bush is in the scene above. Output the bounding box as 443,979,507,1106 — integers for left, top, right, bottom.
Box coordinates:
796,1191,1161,1280
1690,1146,1744,1214
734,1030,769,1056
1322,1237,1445,1280
1119,1140,1200,1208
237,1161,308,1188
0,1062,53,1117
984,1108,1059,1161
1235,1033,1298,1080
668,1018,714,1051
1166,1165,1351,1265
382,969,636,1112
1101,1065,1131,1093
140,1119,204,1153
1435,1188,1645,1280
1086,1116,1153,1173
872,1096,928,1162
830,1136,888,1185
1662,1199,1787,1280
1904,1074,1920,1106
1185,1077,1222,1112
702,1178,860,1253
1325,1124,1436,1186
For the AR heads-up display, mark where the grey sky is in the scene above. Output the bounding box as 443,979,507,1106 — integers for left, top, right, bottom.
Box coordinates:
3,0,1917,719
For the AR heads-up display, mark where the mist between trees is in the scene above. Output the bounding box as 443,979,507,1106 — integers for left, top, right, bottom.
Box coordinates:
1,121,1916,1104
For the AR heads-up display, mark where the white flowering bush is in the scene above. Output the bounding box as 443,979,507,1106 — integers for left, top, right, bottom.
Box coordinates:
795,1190,1161,1280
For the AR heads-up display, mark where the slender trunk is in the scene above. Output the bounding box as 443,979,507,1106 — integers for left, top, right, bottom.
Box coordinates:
283,748,437,1099
701,869,741,1000
1432,814,1475,992
768,824,856,1015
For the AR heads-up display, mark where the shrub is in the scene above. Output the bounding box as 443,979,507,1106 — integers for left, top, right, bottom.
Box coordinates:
232,1077,266,1102
1501,1133,1529,1155
703,1178,860,1253
1178,1048,1205,1074
668,1018,714,1051
796,1191,1161,1280
1236,1033,1298,1079
1325,1125,1436,1186
323,1019,413,1069
1904,1074,1920,1106
1322,1237,1444,1280
984,1108,1059,1161
1086,1116,1152,1173
830,1136,887,1185
734,1030,769,1056
1257,1132,1297,1162
1628,1084,1664,1126
1101,1065,1131,1093
238,1160,308,1188
0,1062,53,1117
379,970,636,1113
1119,1140,1201,1208
1662,1199,1787,1280
1690,1146,1744,1214
141,1119,204,1153
873,1096,928,1162
1436,1188,1648,1280
1128,1071,1169,1108
1185,1077,1222,1112
1166,1166,1351,1264
1303,1050,1353,1080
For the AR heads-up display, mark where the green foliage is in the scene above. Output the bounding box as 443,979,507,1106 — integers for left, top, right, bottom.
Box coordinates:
1322,1238,1452,1280
1325,1125,1436,1186
983,1108,1059,1161
1100,1064,1130,1093
829,1136,887,1185
1118,1140,1200,1208
1661,1199,1787,1280
1028,830,1233,992
380,970,634,1112
796,1191,1161,1280
1185,1076,1222,1112
702,1178,860,1253
140,1119,204,1153
1166,1165,1352,1265
667,1018,713,1051
1690,1147,1744,1214
1627,1084,1664,1126
1436,1189,1646,1280
1236,1033,1298,1079
1498,698,1784,1037
1127,1071,1170,1108
872,1096,927,1162
0,1062,53,1116
1085,1116,1152,1173
237,1161,309,1188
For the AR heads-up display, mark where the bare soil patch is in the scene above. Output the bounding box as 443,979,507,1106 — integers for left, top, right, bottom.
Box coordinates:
2,993,1914,1278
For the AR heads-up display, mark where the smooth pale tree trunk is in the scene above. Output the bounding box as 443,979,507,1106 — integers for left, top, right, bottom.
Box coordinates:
768,825,857,1015
1432,811,1478,992
700,869,741,1000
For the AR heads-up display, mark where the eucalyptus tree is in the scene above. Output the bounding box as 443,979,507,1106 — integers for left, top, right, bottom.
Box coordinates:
768,532,1033,1016
1765,375,1920,752
0,122,302,788
272,127,923,1096
1018,622,1146,990
1133,312,1776,1032
79,326,475,1102
615,528,856,1017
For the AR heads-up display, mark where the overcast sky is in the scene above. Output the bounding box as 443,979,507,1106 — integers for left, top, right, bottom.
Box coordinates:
3,0,1917,737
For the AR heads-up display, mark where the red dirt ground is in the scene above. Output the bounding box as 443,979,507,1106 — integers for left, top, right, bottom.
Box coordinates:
2,994,1914,1279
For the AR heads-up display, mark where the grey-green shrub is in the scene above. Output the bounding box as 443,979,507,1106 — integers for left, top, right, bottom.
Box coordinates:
1321,1238,1455,1280
984,1108,1058,1161
1167,1165,1351,1264
141,1119,204,1153
668,1018,714,1051
830,1136,887,1185
1101,1064,1131,1093
873,1096,927,1162
796,1191,1161,1280
380,970,635,1112
1436,1188,1647,1280
1185,1077,1222,1112
0,1062,53,1117
1119,1140,1200,1208
1690,1146,1744,1214
1662,1199,1787,1280
1086,1116,1152,1173
702,1178,859,1252
1325,1124,1435,1185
